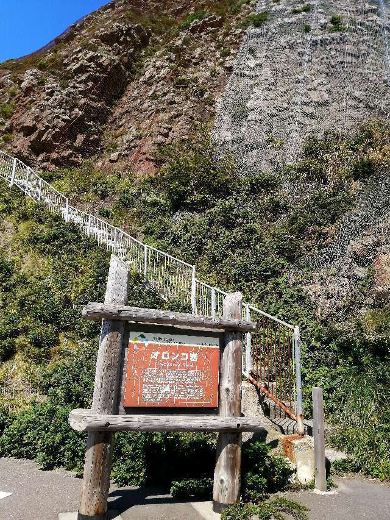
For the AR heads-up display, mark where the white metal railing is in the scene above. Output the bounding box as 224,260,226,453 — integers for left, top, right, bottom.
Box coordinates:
0,150,300,399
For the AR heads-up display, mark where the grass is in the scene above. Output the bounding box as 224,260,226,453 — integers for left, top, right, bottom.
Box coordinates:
0,102,15,120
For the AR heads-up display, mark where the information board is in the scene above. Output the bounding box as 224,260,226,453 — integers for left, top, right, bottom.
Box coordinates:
123,331,220,408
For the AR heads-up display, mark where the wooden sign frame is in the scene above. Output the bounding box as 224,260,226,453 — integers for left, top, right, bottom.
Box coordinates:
70,256,263,520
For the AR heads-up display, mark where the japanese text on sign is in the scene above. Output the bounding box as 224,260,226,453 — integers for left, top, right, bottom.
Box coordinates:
123,332,220,408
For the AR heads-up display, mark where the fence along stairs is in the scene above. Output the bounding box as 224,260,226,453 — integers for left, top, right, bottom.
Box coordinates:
0,149,303,432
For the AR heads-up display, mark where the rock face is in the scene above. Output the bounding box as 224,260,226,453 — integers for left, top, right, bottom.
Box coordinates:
0,0,253,171
214,0,390,172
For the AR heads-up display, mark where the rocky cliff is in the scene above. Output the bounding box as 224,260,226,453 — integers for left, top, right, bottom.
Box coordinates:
0,0,389,323
0,0,254,173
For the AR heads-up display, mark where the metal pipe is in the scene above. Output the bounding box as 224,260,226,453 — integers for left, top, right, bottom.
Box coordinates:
38,178,42,201
191,266,197,315
245,304,252,376
10,158,17,186
211,287,216,319
144,244,148,283
294,326,304,435
248,375,298,422
65,199,69,222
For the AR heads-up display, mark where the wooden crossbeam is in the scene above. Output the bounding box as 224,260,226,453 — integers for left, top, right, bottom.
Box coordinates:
69,409,264,433
82,303,257,332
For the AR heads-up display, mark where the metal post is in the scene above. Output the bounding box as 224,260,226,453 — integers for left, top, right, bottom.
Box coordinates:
144,244,148,284
191,266,197,315
114,228,118,252
65,199,69,222
87,215,92,236
245,305,252,376
25,168,30,191
294,326,304,435
312,387,326,491
211,288,216,319
38,178,42,202
10,158,16,186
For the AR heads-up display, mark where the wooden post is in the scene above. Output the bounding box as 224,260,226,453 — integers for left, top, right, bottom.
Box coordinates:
213,292,243,512
78,256,129,520
312,387,326,492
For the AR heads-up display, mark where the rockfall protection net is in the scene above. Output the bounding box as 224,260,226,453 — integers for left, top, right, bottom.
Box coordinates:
214,0,390,173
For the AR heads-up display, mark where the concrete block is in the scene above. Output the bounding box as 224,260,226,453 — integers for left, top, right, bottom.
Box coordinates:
282,435,315,485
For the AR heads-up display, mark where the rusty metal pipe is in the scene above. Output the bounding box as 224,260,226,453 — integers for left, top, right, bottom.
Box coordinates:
247,375,297,422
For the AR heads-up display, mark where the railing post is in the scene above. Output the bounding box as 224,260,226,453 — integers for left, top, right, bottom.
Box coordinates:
211,287,216,319
191,265,197,315
144,244,148,284
38,178,42,202
294,326,304,435
87,215,92,236
65,198,69,222
114,228,118,252
245,304,252,376
25,167,30,191
10,158,16,186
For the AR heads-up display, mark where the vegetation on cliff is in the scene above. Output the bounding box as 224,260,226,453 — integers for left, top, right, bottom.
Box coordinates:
0,121,389,484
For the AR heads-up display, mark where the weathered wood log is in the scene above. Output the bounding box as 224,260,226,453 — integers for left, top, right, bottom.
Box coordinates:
78,256,129,520
313,387,326,492
82,302,256,332
69,409,265,433
213,293,243,511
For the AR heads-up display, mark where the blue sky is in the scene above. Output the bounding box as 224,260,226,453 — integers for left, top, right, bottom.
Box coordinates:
0,0,112,63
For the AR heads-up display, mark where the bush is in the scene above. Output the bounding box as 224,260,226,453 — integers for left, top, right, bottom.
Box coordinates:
181,10,208,29
329,14,345,31
170,477,213,498
250,12,268,28
155,125,238,212
0,401,86,473
221,498,309,520
1,133,13,142
329,366,390,480
242,441,294,501
0,102,15,120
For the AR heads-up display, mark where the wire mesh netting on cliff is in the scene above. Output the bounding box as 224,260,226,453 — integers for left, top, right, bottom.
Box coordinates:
214,0,390,173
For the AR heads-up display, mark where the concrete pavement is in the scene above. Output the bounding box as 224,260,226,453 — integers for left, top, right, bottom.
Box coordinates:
0,457,389,520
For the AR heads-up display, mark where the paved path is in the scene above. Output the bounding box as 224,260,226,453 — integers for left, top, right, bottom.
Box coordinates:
282,475,390,520
0,458,389,520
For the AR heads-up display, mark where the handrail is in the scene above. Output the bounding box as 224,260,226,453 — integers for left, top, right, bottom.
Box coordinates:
0,149,301,422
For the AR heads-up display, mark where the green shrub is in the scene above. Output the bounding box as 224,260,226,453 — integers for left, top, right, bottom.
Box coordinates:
0,102,15,120
293,4,311,14
1,133,13,143
242,441,294,501
303,24,312,33
221,498,309,520
181,10,208,29
154,125,238,212
329,366,390,480
251,11,268,27
9,86,18,98
36,60,47,71
0,401,86,473
329,14,345,31
170,477,213,498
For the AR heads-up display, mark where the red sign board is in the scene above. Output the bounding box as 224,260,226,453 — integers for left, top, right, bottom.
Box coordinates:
123,333,219,408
